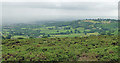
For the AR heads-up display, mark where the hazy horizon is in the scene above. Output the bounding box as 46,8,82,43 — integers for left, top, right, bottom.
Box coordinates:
1,2,118,24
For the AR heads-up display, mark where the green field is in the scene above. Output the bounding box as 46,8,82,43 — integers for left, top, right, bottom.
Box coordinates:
51,33,85,37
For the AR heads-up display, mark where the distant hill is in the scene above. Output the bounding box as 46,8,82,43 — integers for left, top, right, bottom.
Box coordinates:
2,19,118,39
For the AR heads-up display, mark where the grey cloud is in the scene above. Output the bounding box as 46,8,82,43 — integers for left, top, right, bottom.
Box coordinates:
2,2,117,10
2,2,118,24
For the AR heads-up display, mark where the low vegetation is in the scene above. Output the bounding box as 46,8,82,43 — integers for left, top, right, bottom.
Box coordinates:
2,35,118,61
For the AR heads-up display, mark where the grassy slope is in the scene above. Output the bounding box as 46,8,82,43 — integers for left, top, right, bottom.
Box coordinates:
2,35,118,61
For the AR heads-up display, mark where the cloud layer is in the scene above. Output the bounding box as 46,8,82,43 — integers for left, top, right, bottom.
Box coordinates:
2,2,118,24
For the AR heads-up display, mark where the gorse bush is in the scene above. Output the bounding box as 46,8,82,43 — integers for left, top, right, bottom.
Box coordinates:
2,35,118,61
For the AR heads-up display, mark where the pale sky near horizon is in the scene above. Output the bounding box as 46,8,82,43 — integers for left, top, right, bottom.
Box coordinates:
1,0,119,2
0,0,119,24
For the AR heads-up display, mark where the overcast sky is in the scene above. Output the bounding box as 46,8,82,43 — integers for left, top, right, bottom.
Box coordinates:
1,0,119,24
2,0,119,2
